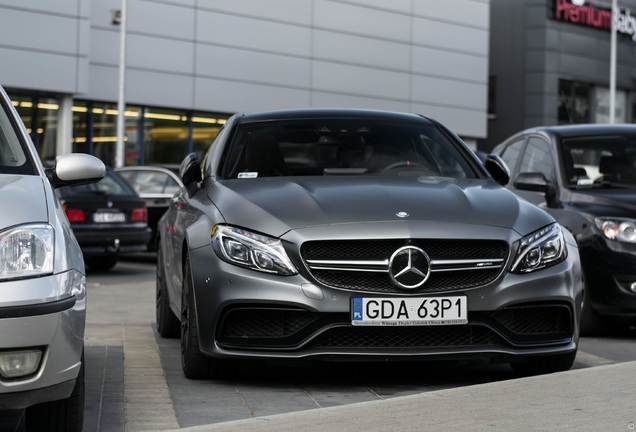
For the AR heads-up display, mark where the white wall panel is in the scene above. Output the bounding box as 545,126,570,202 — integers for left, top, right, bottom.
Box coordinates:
312,62,410,101
311,91,411,112
126,70,194,108
194,78,310,113
411,103,487,138
337,0,412,14
197,0,311,26
127,34,194,75
412,75,486,110
196,45,311,88
0,9,79,55
412,18,488,55
413,0,489,27
197,11,311,57
313,30,410,71
313,1,411,42
128,1,195,40
411,47,487,82
0,47,79,92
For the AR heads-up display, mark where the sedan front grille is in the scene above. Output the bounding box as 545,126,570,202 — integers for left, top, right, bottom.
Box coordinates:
216,304,573,351
301,239,509,294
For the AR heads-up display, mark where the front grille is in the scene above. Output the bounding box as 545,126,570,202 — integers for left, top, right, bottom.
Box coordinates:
308,325,503,349
489,304,573,343
216,304,573,351
301,239,509,294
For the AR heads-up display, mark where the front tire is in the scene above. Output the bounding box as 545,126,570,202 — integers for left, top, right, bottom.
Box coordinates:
25,349,85,432
510,350,577,377
156,242,180,338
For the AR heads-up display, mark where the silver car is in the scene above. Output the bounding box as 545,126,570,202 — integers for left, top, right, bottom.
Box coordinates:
0,85,104,430
156,109,583,379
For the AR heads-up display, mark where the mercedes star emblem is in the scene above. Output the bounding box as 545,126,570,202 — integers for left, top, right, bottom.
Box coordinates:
388,246,431,289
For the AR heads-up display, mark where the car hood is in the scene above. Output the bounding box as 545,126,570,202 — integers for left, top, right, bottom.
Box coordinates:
209,176,552,237
0,175,48,229
569,188,636,216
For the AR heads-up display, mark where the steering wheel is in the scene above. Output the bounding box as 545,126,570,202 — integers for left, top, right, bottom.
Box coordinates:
381,161,425,172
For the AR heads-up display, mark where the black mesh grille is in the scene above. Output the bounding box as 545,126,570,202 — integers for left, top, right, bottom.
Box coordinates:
301,239,509,293
309,325,502,348
216,304,573,351
491,305,572,336
220,309,319,339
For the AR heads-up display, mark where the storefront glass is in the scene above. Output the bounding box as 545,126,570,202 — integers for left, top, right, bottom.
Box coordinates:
9,92,230,167
10,95,59,162
558,80,590,124
192,112,227,161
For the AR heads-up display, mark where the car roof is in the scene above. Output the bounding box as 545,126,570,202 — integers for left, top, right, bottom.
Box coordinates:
237,108,432,124
515,123,636,139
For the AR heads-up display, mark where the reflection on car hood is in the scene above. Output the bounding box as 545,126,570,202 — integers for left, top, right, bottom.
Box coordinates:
0,175,48,228
571,189,636,216
209,176,553,237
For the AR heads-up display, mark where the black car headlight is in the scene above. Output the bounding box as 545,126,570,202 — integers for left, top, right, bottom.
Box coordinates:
212,225,298,275
0,224,54,280
511,223,566,274
595,217,636,243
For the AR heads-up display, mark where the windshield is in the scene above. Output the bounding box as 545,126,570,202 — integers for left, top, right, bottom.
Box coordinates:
561,133,636,189
0,99,36,175
220,119,478,180
58,170,137,197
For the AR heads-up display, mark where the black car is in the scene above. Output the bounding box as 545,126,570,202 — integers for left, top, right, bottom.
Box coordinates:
116,165,183,251
57,168,152,271
492,124,636,334
156,108,582,379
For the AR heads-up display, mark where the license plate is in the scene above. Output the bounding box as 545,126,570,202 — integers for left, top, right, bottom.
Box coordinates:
93,212,126,223
351,296,468,326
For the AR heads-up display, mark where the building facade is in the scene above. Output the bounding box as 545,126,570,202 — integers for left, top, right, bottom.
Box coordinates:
0,0,490,167
483,0,636,150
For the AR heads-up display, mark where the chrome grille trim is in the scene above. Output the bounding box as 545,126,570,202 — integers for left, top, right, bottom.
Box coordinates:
306,258,505,273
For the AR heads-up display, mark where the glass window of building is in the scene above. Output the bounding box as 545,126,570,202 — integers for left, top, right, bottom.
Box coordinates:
191,112,228,161
143,108,189,165
72,101,89,154
9,94,59,162
558,80,590,124
90,103,141,167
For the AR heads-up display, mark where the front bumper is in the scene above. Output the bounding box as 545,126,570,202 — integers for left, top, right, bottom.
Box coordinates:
581,237,636,318
188,238,582,362
0,271,85,410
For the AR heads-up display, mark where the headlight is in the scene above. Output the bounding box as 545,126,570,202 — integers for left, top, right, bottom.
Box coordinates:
0,224,54,280
511,223,566,273
595,217,636,243
212,225,297,275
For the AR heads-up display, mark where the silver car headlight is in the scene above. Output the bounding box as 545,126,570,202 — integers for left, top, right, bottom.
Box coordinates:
511,223,566,274
595,217,636,243
212,225,298,275
0,224,54,280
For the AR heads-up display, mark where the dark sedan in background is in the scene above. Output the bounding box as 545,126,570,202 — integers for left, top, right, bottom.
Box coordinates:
156,108,583,379
57,168,151,271
493,124,636,335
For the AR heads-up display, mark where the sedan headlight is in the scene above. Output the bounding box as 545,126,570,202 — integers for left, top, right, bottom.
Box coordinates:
595,217,636,243
212,225,297,275
512,223,566,273
0,224,54,280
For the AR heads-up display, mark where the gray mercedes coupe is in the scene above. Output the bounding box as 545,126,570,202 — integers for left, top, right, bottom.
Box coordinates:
156,109,583,379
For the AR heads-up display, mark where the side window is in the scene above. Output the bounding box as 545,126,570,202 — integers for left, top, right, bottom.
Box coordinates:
499,138,525,174
519,137,554,181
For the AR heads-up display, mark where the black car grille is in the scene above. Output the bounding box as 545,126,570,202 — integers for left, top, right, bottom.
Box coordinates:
216,304,573,350
301,239,509,294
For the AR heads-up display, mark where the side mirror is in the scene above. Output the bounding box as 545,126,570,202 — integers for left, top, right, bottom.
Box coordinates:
514,172,549,192
484,154,510,186
46,153,106,188
180,153,202,187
